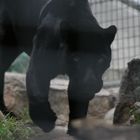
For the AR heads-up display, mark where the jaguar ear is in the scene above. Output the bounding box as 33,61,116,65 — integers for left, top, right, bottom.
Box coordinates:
104,25,117,45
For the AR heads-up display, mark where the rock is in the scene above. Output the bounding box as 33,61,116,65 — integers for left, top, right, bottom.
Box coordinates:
49,87,69,126
0,111,4,120
127,115,135,125
3,73,69,123
30,125,140,140
50,79,117,123
88,95,116,118
104,107,115,124
4,72,28,117
114,59,140,125
107,87,119,103
77,125,140,140
50,78,69,90
134,87,140,101
3,73,116,126
134,102,140,108
96,89,111,96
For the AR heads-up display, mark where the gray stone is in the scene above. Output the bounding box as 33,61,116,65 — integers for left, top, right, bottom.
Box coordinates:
4,72,28,117
114,59,140,125
49,88,69,126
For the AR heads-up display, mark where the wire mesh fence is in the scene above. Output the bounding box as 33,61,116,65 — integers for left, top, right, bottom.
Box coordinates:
89,0,140,87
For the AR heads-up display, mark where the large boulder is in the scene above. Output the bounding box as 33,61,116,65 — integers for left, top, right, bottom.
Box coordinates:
114,59,140,125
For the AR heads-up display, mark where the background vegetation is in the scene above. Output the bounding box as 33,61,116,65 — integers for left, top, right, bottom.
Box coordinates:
8,53,30,73
0,108,34,140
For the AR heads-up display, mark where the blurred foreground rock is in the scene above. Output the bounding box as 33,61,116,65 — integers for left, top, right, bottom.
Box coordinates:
28,116,140,140
29,122,140,140
77,125,140,140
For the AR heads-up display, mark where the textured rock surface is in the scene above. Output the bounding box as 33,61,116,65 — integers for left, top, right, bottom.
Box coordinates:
4,72,28,117
88,95,116,118
49,88,69,126
114,59,140,125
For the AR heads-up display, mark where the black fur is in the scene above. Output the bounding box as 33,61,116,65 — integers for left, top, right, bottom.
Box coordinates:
0,0,48,114
26,0,117,134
